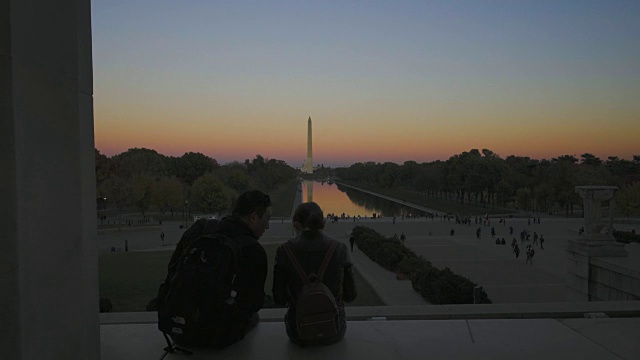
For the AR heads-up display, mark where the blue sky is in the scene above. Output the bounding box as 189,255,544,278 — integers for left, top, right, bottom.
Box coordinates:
93,1,640,166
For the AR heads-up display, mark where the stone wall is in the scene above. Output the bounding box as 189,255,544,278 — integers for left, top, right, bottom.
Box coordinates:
589,258,640,301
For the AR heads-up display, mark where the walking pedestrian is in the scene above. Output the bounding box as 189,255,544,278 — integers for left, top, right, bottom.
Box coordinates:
526,245,535,265
349,234,355,252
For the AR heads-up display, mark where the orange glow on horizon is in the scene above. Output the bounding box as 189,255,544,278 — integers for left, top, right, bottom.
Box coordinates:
95,109,640,165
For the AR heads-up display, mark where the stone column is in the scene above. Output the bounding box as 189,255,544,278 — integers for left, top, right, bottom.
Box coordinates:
0,0,99,359
567,186,627,301
574,186,623,248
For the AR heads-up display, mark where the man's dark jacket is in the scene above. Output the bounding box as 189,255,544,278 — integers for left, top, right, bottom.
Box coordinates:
218,216,267,344
168,216,267,347
272,230,357,345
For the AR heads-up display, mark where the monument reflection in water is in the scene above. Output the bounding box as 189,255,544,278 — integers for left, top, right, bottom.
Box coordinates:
301,181,428,218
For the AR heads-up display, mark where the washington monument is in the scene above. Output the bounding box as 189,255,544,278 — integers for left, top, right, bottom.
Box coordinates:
302,116,313,174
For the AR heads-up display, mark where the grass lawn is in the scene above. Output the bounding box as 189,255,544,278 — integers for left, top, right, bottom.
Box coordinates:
100,243,384,312
99,250,172,312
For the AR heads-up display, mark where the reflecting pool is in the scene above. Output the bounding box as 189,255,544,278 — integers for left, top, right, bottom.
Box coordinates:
301,180,428,218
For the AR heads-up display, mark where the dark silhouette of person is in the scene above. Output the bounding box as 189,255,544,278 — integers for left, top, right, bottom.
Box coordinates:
526,245,535,264
349,234,355,252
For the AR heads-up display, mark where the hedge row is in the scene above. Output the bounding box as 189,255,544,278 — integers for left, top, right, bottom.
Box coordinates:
352,226,491,304
613,230,640,244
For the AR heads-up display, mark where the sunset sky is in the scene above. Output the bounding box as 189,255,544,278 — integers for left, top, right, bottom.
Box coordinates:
93,1,640,167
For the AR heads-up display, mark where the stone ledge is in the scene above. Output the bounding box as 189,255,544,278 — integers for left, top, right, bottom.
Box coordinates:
101,318,640,360
100,301,640,325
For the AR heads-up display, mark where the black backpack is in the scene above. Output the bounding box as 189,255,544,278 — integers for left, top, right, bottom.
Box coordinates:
156,219,243,353
283,240,339,343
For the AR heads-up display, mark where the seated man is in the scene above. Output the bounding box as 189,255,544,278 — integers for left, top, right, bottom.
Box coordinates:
272,202,357,346
213,190,272,346
160,190,272,350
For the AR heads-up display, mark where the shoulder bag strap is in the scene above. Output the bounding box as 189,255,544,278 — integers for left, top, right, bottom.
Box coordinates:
283,242,309,284
317,240,338,282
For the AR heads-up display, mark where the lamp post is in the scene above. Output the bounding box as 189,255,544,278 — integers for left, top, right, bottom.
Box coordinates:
184,200,189,228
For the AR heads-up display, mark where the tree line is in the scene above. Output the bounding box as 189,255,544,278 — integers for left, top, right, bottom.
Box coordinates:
95,148,297,218
335,150,640,217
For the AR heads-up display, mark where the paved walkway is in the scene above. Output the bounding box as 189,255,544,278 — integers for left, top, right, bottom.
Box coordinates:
335,181,447,216
338,234,428,306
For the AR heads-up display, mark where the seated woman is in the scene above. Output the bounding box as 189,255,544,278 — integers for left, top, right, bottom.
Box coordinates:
272,202,357,346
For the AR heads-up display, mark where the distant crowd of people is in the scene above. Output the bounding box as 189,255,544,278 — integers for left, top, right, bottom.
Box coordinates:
476,220,545,265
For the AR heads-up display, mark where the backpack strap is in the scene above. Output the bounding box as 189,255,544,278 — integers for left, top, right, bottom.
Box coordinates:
162,333,193,355
317,240,338,282
282,239,338,284
283,242,309,284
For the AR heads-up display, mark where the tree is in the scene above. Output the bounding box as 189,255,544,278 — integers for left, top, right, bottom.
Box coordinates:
227,168,253,192
580,153,602,166
534,182,554,213
100,176,132,219
152,176,185,218
132,174,154,216
175,152,219,186
553,155,578,163
95,149,117,190
496,179,514,206
244,155,296,191
515,188,533,211
112,148,167,178
378,162,400,189
617,182,640,219
190,174,230,215
550,157,578,216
